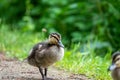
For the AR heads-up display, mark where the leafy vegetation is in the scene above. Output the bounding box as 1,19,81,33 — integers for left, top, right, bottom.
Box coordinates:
0,0,120,53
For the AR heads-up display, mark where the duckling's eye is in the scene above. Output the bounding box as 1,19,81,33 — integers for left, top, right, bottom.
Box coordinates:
51,35,59,42
50,33,61,40
114,58,120,63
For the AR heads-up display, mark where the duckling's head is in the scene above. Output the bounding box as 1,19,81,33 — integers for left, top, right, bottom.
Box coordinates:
49,33,64,48
108,51,120,71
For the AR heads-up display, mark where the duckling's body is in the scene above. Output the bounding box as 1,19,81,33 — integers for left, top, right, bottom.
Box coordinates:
111,68,120,80
27,33,64,80
108,51,120,80
28,41,64,67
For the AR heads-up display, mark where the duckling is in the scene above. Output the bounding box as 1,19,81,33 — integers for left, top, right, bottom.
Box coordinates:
108,51,120,80
27,33,64,80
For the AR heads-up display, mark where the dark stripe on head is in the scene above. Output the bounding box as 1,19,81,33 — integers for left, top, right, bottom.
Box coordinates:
52,35,59,42
50,33,61,41
50,33,61,37
112,51,120,63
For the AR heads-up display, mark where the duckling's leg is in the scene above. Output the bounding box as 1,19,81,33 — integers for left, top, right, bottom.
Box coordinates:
39,67,45,80
45,68,47,77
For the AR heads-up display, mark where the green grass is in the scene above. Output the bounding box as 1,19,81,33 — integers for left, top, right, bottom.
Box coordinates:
0,25,112,80
0,25,44,60
56,49,112,80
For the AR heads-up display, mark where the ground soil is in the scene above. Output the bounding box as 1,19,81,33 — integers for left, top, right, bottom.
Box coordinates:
0,53,91,80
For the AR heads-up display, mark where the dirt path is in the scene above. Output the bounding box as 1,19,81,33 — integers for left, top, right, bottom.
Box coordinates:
0,53,91,80
0,60,91,80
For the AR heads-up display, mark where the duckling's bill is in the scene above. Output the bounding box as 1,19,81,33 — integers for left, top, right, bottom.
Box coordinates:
108,64,116,71
58,41,64,48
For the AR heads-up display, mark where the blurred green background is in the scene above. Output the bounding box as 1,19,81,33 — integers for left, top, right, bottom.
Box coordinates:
0,0,120,80
0,0,120,53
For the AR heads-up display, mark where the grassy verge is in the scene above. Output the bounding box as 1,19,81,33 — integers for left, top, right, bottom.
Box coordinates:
56,48,112,80
0,25,44,60
0,25,112,80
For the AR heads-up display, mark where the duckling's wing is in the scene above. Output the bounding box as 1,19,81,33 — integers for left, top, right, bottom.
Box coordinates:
27,42,48,59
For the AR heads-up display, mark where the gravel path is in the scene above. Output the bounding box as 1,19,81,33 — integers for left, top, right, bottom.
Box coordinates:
0,60,91,80
0,53,91,80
